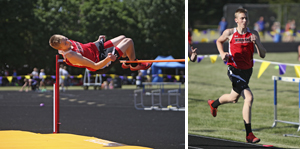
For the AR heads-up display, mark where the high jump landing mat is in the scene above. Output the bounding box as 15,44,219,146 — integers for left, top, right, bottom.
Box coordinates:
0,130,150,149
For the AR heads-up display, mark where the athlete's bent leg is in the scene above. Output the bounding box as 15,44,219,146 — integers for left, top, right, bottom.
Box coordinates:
115,38,136,61
109,35,126,47
208,89,240,117
218,89,240,104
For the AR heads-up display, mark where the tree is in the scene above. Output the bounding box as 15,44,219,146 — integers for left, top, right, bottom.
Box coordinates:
1,0,185,75
0,0,38,75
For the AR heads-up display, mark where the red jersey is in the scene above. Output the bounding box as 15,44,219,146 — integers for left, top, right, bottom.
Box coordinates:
60,40,100,72
227,28,254,70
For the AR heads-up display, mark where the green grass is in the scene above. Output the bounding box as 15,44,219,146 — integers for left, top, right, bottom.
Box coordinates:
188,52,300,148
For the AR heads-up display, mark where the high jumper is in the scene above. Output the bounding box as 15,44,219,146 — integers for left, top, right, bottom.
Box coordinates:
49,34,152,74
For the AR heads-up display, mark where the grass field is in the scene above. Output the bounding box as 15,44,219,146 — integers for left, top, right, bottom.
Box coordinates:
188,52,300,148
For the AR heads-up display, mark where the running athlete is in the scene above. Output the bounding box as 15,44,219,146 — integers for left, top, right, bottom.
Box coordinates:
207,8,266,143
49,35,152,74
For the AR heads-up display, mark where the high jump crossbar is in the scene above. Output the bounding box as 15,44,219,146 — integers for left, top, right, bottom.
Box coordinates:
53,55,64,133
119,59,185,63
272,76,300,132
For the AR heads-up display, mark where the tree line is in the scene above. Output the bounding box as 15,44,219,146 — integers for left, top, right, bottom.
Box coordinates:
0,0,184,75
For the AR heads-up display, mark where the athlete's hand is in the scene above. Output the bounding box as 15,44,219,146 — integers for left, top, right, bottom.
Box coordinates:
191,46,197,54
250,34,257,44
221,52,229,61
98,35,106,42
107,53,116,61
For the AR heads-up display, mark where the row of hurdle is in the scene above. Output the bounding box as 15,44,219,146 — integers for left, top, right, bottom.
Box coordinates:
134,88,185,111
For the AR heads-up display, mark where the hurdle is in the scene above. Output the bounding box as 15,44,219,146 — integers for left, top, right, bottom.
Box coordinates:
134,89,163,110
83,68,102,90
272,76,300,132
151,89,163,109
168,89,180,107
142,82,182,93
53,55,64,133
167,89,185,111
134,88,184,111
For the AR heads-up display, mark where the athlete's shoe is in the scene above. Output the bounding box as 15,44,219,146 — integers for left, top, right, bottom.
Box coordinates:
130,62,152,71
207,99,217,117
246,132,260,143
121,63,130,69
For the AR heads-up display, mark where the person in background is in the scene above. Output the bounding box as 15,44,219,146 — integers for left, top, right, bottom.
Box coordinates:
62,66,70,91
12,69,18,86
254,16,265,38
19,78,38,92
59,65,66,91
218,17,228,35
39,69,46,91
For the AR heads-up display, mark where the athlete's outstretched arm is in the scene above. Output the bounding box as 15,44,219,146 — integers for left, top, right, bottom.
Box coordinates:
216,29,232,61
251,30,266,58
64,51,116,70
188,44,197,62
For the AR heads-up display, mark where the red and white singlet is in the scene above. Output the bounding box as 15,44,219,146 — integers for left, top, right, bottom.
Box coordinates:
227,28,254,70
59,40,100,71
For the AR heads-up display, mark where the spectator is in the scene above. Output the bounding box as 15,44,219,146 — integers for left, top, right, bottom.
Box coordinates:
31,68,39,80
136,70,143,88
290,19,296,42
254,16,265,38
19,78,38,92
285,20,292,42
59,65,66,91
271,22,281,43
62,66,70,90
12,69,18,86
218,17,228,35
39,69,46,91
101,81,109,89
4,69,9,76
109,80,114,89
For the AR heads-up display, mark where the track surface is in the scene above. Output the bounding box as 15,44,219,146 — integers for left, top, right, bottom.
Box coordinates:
0,89,185,149
188,134,279,149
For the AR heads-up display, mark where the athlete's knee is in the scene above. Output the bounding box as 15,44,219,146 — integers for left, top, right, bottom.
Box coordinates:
123,38,134,45
118,35,126,40
229,95,239,103
232,98,239,103
244,96,253,106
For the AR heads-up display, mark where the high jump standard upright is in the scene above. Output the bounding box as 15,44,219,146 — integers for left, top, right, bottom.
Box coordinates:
53,55,62,133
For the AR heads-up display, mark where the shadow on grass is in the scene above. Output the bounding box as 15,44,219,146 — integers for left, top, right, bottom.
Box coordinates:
190,129,217,133
188,98,205,102
252,87,298,93
242,125,299,132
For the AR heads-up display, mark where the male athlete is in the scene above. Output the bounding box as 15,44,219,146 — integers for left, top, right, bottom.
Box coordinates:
207,8,266,143
49,34,152,74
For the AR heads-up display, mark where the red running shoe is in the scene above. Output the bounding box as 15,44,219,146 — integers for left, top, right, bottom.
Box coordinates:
130,62,152,71
246,132,260,143
121,63,130,69
207,99,217,117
